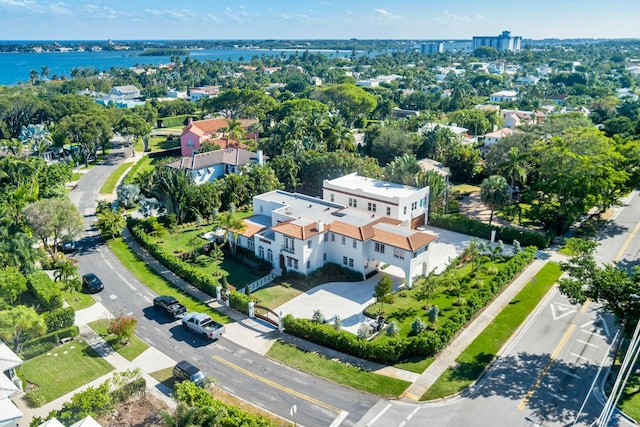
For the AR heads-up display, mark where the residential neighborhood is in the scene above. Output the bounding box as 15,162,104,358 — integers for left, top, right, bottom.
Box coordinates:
1,23,640,427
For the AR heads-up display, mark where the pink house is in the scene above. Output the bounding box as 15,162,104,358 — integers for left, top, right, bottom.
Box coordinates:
180,117,259,156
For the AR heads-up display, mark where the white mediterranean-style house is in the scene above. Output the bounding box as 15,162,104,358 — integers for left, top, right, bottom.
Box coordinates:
0,342,24,427
483,127,518,146
489,90,518,103
109,85,141,100
234,190,437,288
322,173,429,229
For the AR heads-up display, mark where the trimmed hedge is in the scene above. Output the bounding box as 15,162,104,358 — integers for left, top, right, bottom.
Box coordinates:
43,307,75,333
21,326,80,359
27,271,64,310
282,246,537,364
429,213,553,248
157,114,199,128
229,291,250,315
129,221,218,296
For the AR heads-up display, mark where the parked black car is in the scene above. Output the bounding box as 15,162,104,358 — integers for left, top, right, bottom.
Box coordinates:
153,295,187,318
173,360,209,388
58,241,76,254
82,273,104,293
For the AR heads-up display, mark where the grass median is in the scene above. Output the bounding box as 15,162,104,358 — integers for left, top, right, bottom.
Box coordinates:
106,237,233,325
421,261,562,400
88,319,149,361
267,340,410,398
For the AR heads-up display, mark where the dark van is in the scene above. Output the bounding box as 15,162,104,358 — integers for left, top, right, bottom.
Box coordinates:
173,360,208,388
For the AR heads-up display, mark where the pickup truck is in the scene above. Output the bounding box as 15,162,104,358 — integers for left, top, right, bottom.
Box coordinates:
153,295,187,318
181,312,225,340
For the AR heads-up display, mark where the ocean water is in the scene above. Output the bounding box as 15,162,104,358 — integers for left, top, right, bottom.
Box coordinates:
0,47,355,86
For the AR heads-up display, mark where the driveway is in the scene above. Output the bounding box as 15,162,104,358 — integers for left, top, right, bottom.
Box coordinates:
276,226,484,334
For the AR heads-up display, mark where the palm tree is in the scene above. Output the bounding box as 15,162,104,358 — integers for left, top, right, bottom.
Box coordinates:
40,66,50,81
223,118,245,141
217,204,246,256
480,175,510,225
29,69,38,84
498,147,529,202
246,122,262,150
54,259,81,301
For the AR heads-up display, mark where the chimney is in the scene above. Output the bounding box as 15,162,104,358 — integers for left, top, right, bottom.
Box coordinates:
187,117,193,125
257,149,264,165
492,124,497,132
317,220,324,232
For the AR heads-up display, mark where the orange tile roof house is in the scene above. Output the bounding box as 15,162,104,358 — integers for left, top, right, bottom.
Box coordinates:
180,117,259,156
234,190,437,287
0,342,24,427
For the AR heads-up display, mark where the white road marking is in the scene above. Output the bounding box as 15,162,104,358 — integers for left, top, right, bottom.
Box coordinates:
550,393,566,402
550,302,577,320
570,352,590,361
601,319,610,337
329,411,349,427
577,339,599,348
560,369,581,379
580,320,593,329
109,294,118,299
398,407,420,427
582,330,606,339
366,403,391,426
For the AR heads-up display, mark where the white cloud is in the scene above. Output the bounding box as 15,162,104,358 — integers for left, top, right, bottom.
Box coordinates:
442,10,484,22
374,8,401,21
0,0,35,7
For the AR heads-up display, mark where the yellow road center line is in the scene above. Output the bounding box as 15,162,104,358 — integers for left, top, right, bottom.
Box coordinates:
580,299,591,313
213,355,341,413
613,220,640,263
517,324,576,411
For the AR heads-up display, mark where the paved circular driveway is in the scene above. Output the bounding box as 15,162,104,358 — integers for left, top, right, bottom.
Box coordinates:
276,226,486,334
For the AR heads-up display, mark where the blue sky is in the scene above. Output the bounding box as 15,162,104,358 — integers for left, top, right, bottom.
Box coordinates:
1,0,639,40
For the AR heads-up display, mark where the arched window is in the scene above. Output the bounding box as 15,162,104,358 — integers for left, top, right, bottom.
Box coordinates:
267,249,273,262
258,246,264,259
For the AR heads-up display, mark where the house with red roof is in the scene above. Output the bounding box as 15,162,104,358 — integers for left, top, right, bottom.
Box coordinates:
180,117,259,156
234,190,437,287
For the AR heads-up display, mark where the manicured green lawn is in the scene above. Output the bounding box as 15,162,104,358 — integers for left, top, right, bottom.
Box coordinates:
252,283,303,309
267,341,410,398
88,319,149,361
100,162,132,194
63,291,96,311
148,136,180,152
619,368,640,421
394,357,435,374
149,367,176,390
20,340,113,403
123,155,154,185
421,262,562,400
106,238,233,324
366,259,509,338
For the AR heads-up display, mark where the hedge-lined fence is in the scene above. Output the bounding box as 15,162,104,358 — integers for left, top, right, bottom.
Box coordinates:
429,213,553,248
282,246,537,364
21,326,80,360
43,307,75,333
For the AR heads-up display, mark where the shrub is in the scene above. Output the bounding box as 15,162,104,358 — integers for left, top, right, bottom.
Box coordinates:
229,291,250,315
357,323,371,339
27,271,64,310
312,309,325,323
21,341,56,360
42,307,75,333
108,315,138,345
411,317,427,335
386,321,400,337
429,213,553,248
21,326,80,359
25,389,46,408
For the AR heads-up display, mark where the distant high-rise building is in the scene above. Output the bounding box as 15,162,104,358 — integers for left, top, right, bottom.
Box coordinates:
472,30,522,52
421,42,444,54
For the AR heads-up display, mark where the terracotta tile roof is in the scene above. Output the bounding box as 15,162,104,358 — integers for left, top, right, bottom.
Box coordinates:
271,219,324,240
239,220,266,238
328,216,402,241
371,224,437,251
181,118,258,137
210,138,248,150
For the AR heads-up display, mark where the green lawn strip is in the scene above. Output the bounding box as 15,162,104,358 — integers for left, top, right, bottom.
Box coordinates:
63,292,96,311
393,357,435,374
252,283,302,309
619,373,640,422
123,155,153,185
100,162,132,194
87,319,149,361
267,341,410,398
421,261,562,401
106,238,233,324
19,340,113,403
149,367,176,390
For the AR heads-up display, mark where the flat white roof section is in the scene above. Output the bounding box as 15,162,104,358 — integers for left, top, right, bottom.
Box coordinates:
324,173,422,200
